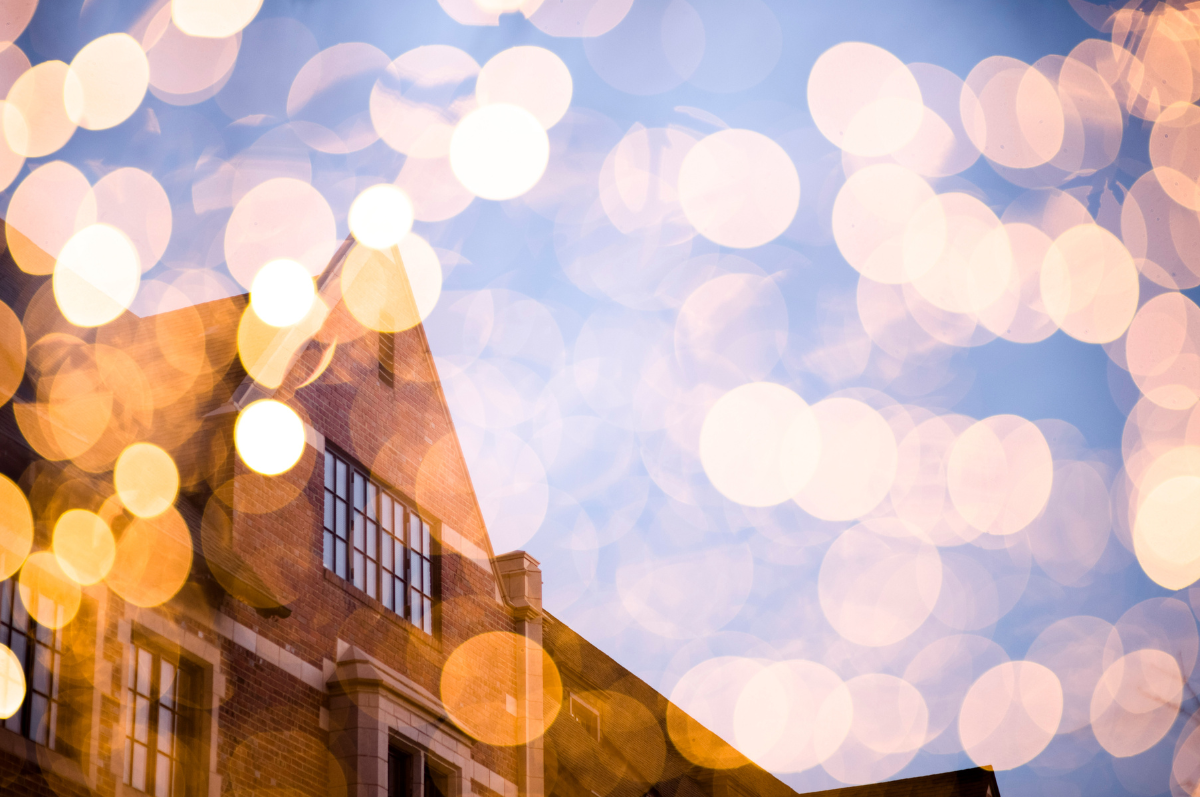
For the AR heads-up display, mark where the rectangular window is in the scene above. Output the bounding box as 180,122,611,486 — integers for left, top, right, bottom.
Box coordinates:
379,332,395,387
0,577,62,748
569,694,600,740
388,749,409,797
123,643,199,797
324,449,435,634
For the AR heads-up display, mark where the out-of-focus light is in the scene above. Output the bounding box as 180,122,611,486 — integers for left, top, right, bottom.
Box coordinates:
341,233,442,333
52,509,115,585
678,129,800,249
1041,223,1139,344
172,0,263,38
793,398,898,521
450,103,549,200
0,643,23,719
348,184,415,250
1090,649,1182,757
250,259,316,327
699,382,820,507
235,399,305,476
959,661,1062,770
0,474,32,581
18,551,82,629
53,223,140,327
114,442,180,518
807,42,923,157
477,46,572,129
4,60,76,158
5,159,94,276
64,33,149,130
105,507,193,608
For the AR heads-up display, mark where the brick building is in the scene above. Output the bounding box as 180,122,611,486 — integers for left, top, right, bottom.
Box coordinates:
0,228,998,797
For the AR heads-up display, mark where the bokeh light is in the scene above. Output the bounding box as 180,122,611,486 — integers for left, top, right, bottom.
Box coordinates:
52,509,115,585
698,382,820,508
348,183,415,250
52,223,141,327
477,46,572,130
341,234,442,333
105,507,193,607
63,33,148,130
0,474,32,581
18,550,82,629
250,259,316,327
0,643,23,720
678,129,800,249
235,399,306,476
808,42,923,157
959,661,1062,770
114,442,180,518
450,103,549,200
172,0,263,38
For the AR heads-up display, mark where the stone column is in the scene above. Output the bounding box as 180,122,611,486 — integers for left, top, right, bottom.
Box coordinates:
494,552,545,797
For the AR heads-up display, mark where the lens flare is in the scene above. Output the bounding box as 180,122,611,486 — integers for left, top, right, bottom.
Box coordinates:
450,103,549,200
348,184,415,250
114,442,180,518
250,259,316,327
235,399,305,476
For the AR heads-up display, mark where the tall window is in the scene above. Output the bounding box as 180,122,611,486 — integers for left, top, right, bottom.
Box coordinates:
124,643,198,797
324,450,435,634
0,577,62,748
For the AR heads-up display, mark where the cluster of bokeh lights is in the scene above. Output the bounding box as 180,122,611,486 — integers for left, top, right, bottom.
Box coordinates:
0,0,1199,794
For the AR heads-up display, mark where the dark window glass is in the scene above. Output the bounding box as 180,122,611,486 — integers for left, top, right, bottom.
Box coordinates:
0,577,62,748
323,450,434,634
124,643,198,797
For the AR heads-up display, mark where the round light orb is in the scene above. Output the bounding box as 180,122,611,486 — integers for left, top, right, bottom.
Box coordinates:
235,399,305,476
348,184,415,250
52,509,116,585
114,442,180,518
0,643,24,719
449,103,549,201
64,33,149,131
250,259,316,327
53,223,140,327
171,0,263,38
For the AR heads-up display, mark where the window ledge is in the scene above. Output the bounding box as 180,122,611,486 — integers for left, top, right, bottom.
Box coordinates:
0,727,89,787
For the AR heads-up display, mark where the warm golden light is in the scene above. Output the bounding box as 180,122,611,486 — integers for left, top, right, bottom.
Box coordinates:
249,259,316,327
114,442,180,518
4,59,76,158
18,550,82,629
450,103,549,200
64,33,149,131
341,235,442,333
348,184,415,250
235,399,305,476
1090,649,1182,757
0,474,32,581
1041,223,1139,344
105,507,192,607
0,643,23,720
959,661,1062,770
440,631,562,746
53,223,141,327
52,509,116,585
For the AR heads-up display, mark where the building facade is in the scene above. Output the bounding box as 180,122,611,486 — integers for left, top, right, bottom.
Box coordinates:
0,230,998,797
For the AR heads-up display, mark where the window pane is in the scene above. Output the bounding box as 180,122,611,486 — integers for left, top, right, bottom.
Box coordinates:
423,524,430,557
324,531,334,571
324,495,334,531
353,513,364,551
410,590,421,627
157,708,175,753
135,696,150,743
336,499,347,539
353,473,364,511
353,552,365,590
410,552,421,591
30,693,47,745
155,753,172,797
382,535,392,572
383,574,393,610
367,565,376,599
138,649,153,696
406,513,414,550
336,540,347,578
160,660,176,708
367,483,377,520
381,498,392,532
32,644,51,694
336,460,347,498
395,577,405,607
325,451,334,491
367,521,377,559
132,743,147,791
9,633,25,670
423,561,431,595
423,598,432,634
